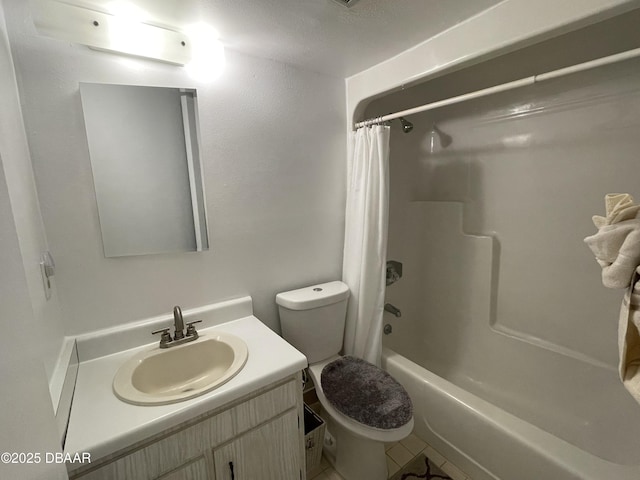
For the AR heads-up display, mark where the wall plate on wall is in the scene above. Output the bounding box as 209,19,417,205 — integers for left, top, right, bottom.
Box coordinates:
40,251,55,300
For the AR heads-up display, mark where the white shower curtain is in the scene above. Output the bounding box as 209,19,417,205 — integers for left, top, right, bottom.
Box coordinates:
342,125,390,366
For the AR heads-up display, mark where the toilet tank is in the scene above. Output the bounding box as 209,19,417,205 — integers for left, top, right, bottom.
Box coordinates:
276,281,350,364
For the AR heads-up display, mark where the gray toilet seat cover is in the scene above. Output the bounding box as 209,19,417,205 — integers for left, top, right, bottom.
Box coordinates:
320,355,413,429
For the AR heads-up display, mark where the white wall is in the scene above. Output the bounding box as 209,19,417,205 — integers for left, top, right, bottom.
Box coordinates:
0,1,66,382
4,0,346,335
0,1,67,478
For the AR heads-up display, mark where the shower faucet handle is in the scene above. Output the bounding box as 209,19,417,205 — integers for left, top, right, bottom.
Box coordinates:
386,260,403,286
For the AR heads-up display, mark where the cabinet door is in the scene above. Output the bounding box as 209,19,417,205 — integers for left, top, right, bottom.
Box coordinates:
155,456,212,480
213,410,301,480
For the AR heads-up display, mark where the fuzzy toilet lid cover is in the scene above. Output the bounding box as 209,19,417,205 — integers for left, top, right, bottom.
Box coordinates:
321,355,413,429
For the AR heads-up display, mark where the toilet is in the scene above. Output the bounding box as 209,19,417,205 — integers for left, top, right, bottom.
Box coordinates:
276,281,414,480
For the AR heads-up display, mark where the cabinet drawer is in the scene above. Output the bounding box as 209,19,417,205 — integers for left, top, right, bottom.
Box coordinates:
73,408,232,480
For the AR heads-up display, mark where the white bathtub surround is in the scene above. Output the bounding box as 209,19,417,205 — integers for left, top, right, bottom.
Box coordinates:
381,197,640,478
342,125,390,365
372,32,640,475
585,193,640,288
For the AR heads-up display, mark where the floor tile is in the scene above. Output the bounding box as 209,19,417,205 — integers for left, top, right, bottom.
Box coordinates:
389,454,452,480
310,471,328,480
386,456,401,478
424,445,447,467
323,467,345,480
307,465,324,479
400,433,428,456
441,461,467,480
387,443,414,467
319,455,330,470
385,441,397,452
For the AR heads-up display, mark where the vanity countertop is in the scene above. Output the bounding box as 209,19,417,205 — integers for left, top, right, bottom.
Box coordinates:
64,314,307,461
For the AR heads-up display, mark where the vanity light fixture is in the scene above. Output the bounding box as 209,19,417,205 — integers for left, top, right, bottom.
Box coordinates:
30,0,193,65
184,23,226,82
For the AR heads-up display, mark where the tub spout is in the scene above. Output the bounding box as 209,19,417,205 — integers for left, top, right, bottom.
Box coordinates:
384,303,401,317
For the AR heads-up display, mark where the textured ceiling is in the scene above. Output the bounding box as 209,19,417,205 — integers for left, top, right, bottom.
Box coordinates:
74,0,504,77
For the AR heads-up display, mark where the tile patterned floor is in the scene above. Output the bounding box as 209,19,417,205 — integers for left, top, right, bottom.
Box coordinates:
308,432,471,480
385,434,471,480
308,454,343,480
389,453,451,480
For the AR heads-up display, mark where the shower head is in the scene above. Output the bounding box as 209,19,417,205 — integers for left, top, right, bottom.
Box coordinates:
426,124,453,153
399,117,414,133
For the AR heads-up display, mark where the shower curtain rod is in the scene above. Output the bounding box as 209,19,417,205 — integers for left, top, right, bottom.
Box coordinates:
354,46,640,129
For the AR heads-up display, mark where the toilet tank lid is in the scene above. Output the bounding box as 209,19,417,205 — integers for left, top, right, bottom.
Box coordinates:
276,281,350,310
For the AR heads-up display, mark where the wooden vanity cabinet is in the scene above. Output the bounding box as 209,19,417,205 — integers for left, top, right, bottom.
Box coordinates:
212,410,302,479
69,374,306,480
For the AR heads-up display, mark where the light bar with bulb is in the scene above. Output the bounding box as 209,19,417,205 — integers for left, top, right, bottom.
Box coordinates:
30,0,193,65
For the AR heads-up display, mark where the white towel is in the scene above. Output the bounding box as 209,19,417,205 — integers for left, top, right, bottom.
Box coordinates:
587,194,640,404
619,268,640,404
592,193,640,228
584,194,640,289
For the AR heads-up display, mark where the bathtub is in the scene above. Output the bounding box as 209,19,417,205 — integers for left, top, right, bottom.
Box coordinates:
382,346,640,480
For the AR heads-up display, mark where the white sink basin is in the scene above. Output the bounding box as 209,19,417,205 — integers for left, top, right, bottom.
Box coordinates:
113,332,248,405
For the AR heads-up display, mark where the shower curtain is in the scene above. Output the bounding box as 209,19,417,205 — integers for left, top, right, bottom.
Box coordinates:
342,125,390,366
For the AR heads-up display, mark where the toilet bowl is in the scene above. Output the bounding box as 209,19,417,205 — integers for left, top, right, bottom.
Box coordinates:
276,281,413,480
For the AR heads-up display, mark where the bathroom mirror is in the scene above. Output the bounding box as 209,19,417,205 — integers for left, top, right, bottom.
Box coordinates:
80,83,208,257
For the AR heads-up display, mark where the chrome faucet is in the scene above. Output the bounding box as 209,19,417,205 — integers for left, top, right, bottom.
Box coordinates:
151,305,202,348
173,306,185,340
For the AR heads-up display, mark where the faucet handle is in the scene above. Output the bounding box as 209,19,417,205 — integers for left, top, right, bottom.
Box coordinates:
152,327,172,347
185,320,202,337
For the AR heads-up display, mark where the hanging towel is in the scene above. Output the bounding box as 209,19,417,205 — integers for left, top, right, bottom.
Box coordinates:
586,194,640,404
619,268,640,403
584,194,640,289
